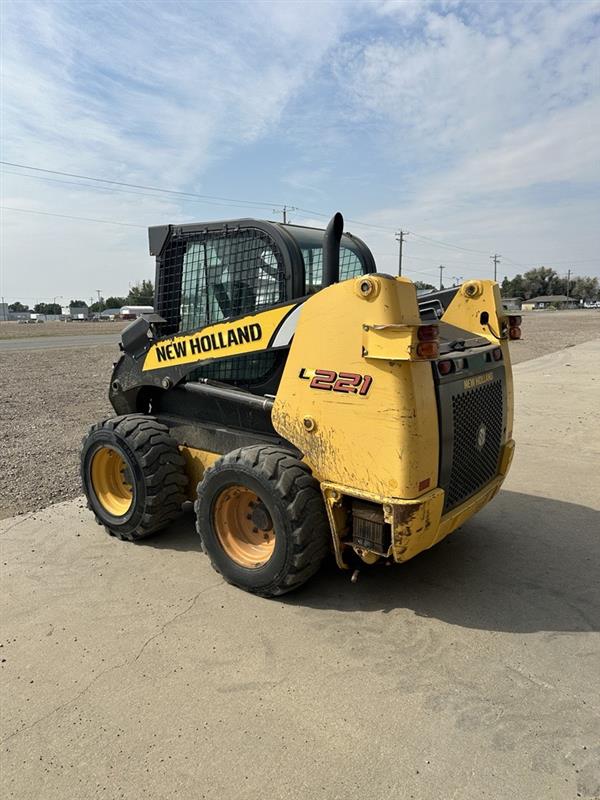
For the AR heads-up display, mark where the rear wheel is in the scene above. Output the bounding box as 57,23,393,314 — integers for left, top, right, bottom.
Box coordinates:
195,445,330,596
81,414,188,541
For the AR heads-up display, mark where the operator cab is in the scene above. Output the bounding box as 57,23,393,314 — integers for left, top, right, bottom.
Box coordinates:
149,218,376,393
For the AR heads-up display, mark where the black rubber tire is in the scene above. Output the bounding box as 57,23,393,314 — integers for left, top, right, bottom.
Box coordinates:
195,445,330,596
81,414,188,541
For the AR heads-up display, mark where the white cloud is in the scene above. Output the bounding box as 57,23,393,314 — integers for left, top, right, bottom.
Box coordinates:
1,0,599,303
327,0,600,280
0,0,349,299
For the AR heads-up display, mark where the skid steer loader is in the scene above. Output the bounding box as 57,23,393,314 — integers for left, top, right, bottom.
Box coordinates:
81,213,520,596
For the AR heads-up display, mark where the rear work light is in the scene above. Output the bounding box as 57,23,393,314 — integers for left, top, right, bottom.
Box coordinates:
507,315,521,340
416,324,439,358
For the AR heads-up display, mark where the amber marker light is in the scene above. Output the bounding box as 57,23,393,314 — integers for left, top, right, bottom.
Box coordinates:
417,324,438,342
417,341,439,358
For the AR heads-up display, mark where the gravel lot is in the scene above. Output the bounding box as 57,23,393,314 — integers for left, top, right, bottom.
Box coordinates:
0,320,126,339
0,310,598,519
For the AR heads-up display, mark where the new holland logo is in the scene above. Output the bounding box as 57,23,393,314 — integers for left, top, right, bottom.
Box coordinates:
142,303,297,372
463,371,494,390
154,323,262,363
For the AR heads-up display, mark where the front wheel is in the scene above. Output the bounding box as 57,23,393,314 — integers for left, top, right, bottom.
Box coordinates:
81,414,188,541
195,445,330,596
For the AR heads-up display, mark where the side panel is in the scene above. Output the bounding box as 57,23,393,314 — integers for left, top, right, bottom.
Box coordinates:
441,280,514,441
271,276,439,499
179,446,220,501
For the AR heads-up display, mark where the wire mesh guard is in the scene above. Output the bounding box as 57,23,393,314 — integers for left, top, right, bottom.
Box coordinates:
155,227,286,384
153,225,367,385
444,379,504,511
300,246,364,293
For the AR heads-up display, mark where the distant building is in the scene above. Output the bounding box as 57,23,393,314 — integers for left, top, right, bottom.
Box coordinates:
0,302,9,321
120,305,154,319
99,308,122,320
521,295,577,311
501,297,523,311
69,306,90,320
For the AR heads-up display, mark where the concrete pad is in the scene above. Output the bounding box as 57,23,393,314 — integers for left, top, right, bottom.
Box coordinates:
1,341,599,800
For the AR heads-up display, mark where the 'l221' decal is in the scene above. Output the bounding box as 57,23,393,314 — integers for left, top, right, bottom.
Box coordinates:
299,368,373,396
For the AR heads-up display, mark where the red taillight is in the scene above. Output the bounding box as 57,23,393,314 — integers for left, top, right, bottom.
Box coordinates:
493,347,503,361
417,324,438,342
509,327,521,340
508,315,522,327
438,359,454,375
417,341,439,359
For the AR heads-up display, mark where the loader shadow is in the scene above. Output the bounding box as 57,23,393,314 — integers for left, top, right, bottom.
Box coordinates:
146,503,203,553
286,490,600,634
146,490,600,634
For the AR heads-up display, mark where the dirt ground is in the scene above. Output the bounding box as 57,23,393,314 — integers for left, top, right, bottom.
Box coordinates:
511,309,600,364
0,310,598,519
0,320,127,339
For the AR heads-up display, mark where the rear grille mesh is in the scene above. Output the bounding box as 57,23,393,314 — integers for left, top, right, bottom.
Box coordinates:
445,380,503,511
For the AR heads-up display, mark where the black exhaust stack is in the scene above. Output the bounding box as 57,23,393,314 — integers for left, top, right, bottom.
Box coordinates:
322,212,344,287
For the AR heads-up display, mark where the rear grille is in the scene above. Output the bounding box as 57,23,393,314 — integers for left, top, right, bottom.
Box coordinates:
444,379,503,511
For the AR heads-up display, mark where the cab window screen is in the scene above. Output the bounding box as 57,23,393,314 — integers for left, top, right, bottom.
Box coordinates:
177,228,285,385
301,247,365,293
179,229,285,332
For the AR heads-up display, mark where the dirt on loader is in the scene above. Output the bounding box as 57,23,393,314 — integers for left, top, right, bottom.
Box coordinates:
0,310,598,519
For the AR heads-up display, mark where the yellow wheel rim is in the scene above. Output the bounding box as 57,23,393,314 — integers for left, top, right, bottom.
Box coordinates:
90,446,134,517
213,485,275,568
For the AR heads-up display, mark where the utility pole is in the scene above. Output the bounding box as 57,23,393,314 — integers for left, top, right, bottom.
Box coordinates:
438,264,445,290
566,269,571,299
395,230,408,276
491,254,501,282
275,205,296,224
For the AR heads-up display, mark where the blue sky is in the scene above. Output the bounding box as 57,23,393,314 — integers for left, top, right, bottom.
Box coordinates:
1,0,599,303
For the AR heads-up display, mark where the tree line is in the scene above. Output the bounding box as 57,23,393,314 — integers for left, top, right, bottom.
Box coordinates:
413,269,598,301
8,271,599,314
8,280,154,315
500,268,598,301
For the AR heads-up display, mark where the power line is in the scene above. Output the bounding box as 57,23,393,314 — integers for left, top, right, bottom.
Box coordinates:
0,160,283,211
0,169,281,213
0,161,502,255
1,206,146,228
409,230,490,256
2,161,597,269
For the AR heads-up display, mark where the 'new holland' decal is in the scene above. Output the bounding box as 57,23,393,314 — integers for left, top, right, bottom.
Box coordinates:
142,303,300,372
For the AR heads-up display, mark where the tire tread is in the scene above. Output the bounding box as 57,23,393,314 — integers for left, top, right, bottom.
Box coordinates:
195,445,329,596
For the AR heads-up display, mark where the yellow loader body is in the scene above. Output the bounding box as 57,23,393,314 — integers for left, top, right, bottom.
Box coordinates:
272,274,515,567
